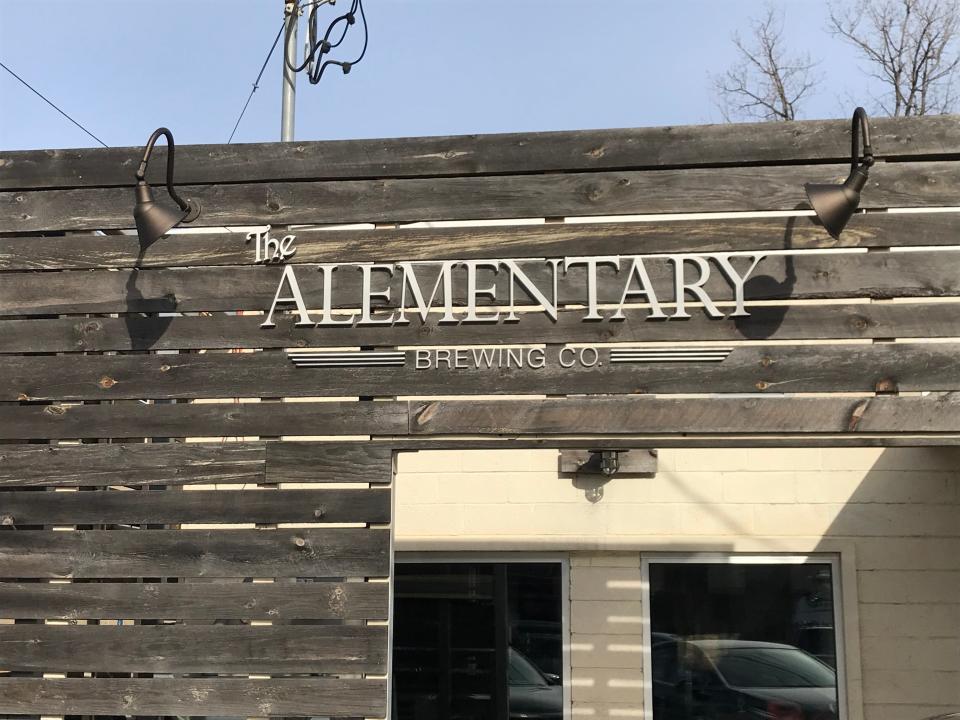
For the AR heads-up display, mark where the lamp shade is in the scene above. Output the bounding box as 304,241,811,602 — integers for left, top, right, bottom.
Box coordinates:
133,182,192,247
804,167,869,241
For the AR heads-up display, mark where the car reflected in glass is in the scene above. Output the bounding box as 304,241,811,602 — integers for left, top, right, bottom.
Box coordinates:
652,636,838,720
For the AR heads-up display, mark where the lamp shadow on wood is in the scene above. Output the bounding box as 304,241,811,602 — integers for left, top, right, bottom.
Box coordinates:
733,208,801,340
124,240,177,351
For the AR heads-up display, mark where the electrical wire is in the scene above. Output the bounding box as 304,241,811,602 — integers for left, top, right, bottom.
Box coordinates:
285,0,368,85
0,60,109,148
227,22,286,144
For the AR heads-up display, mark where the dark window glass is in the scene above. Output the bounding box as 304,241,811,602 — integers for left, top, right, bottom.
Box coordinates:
393,562,563,720
649,562,839,720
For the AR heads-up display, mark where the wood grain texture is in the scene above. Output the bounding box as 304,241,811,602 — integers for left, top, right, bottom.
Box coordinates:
0,400,407,440
1,250,959,317
408,394,960,434
1,301,958,354
3,343,960,401
2,162,958,232
0,441,390,487
0,528,390,577
1,115,956,190
0,580,388,620
0,624,387,673
0,487,390,525
1,212,957,271
0,677,387,717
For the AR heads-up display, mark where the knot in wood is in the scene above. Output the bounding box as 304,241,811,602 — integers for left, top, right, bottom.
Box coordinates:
313,506,326,519
755,380,770,391
98,376,116,389
43,405,67,416
294,537,307,548
159,365,171,373
0,514,14,526
759,356,773,368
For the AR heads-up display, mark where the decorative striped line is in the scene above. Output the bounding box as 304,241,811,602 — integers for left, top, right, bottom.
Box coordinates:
609,347,732,363
288,351,406,368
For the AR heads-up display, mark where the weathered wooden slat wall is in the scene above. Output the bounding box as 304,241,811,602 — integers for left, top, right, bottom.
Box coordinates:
0,115,958,717
4,161,959,232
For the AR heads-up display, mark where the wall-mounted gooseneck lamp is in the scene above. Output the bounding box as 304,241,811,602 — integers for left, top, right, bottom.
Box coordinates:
804,107,875,240
132,127,201,246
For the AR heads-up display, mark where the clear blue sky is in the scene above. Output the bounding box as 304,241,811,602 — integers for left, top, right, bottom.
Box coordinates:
0,0,872,151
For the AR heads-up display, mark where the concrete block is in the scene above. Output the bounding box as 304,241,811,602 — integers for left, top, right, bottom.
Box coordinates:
570,633,645,668
571,599,644,635
570,567,644,601
722,472,797,503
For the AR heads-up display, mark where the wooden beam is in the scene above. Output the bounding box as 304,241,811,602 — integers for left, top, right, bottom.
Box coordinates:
1,115,956,190
0,527,390,577
0,677,387,717
1,213,957,271
0,580,388,620
1,250,958,317
3,343,960,401
0,487,390,525
0,624,387,674
1,301,958,353
3,161,958,232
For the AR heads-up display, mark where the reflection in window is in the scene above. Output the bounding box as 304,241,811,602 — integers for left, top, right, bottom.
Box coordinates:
393,562,563,720
649,561,840,720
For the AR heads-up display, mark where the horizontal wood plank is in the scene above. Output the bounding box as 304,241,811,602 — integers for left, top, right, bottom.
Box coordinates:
0,441,390,487
0,624,387,673
2,212,958,271
0,528,389,577
0,677,387,716
0,400,406,440
408,394,960,435
3,343,960,401
0,488,390,525
3,162,958,232
0,580,387,620
1,250,959,317
2,115,956,190
1,301,958,354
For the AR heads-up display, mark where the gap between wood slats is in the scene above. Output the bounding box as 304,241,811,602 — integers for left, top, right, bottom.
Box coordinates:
1,115,957,190
3,161,959,233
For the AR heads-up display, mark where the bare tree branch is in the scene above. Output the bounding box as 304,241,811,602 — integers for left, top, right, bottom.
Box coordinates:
713,4,820,122
829,0,960,115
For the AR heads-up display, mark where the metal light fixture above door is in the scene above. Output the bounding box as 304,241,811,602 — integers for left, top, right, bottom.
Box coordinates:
132,127,201,246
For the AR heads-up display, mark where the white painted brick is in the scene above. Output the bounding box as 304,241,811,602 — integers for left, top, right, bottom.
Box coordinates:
858,571,960,604
860,637,959,671
570,567,643,601
797,470,957,504
459,503,535,535
571,600,644,635
606,504,683,536
434,473,515,503
864,704,960,720
678,502,755,536
857,539,960,570
395,503,464,536
394,474,439,504
570,667,645,704
570,633,644,668
722,472,796,503
524,503,609,536
395,450,463,474
747,448,822,471
507,473,585,503
860,603,960,638
862,669,959,705
674,449,755,472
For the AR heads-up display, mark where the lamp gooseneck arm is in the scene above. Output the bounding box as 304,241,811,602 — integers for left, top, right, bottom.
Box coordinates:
851,107,874,174
135,127,191,213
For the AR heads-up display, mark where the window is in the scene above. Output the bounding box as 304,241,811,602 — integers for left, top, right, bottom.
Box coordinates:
393,560,567,720
642,556,843,720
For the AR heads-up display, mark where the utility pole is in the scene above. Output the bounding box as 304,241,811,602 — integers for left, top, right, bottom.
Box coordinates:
281,0,298,141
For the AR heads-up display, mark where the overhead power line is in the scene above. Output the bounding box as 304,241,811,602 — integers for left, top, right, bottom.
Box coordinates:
0,60,109,148
227,22,286,144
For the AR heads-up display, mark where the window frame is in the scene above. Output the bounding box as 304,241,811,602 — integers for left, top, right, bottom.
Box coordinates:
394,552,572,720
640,553,847,720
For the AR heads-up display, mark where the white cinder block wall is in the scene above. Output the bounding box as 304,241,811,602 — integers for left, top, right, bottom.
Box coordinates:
394,447,960,720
